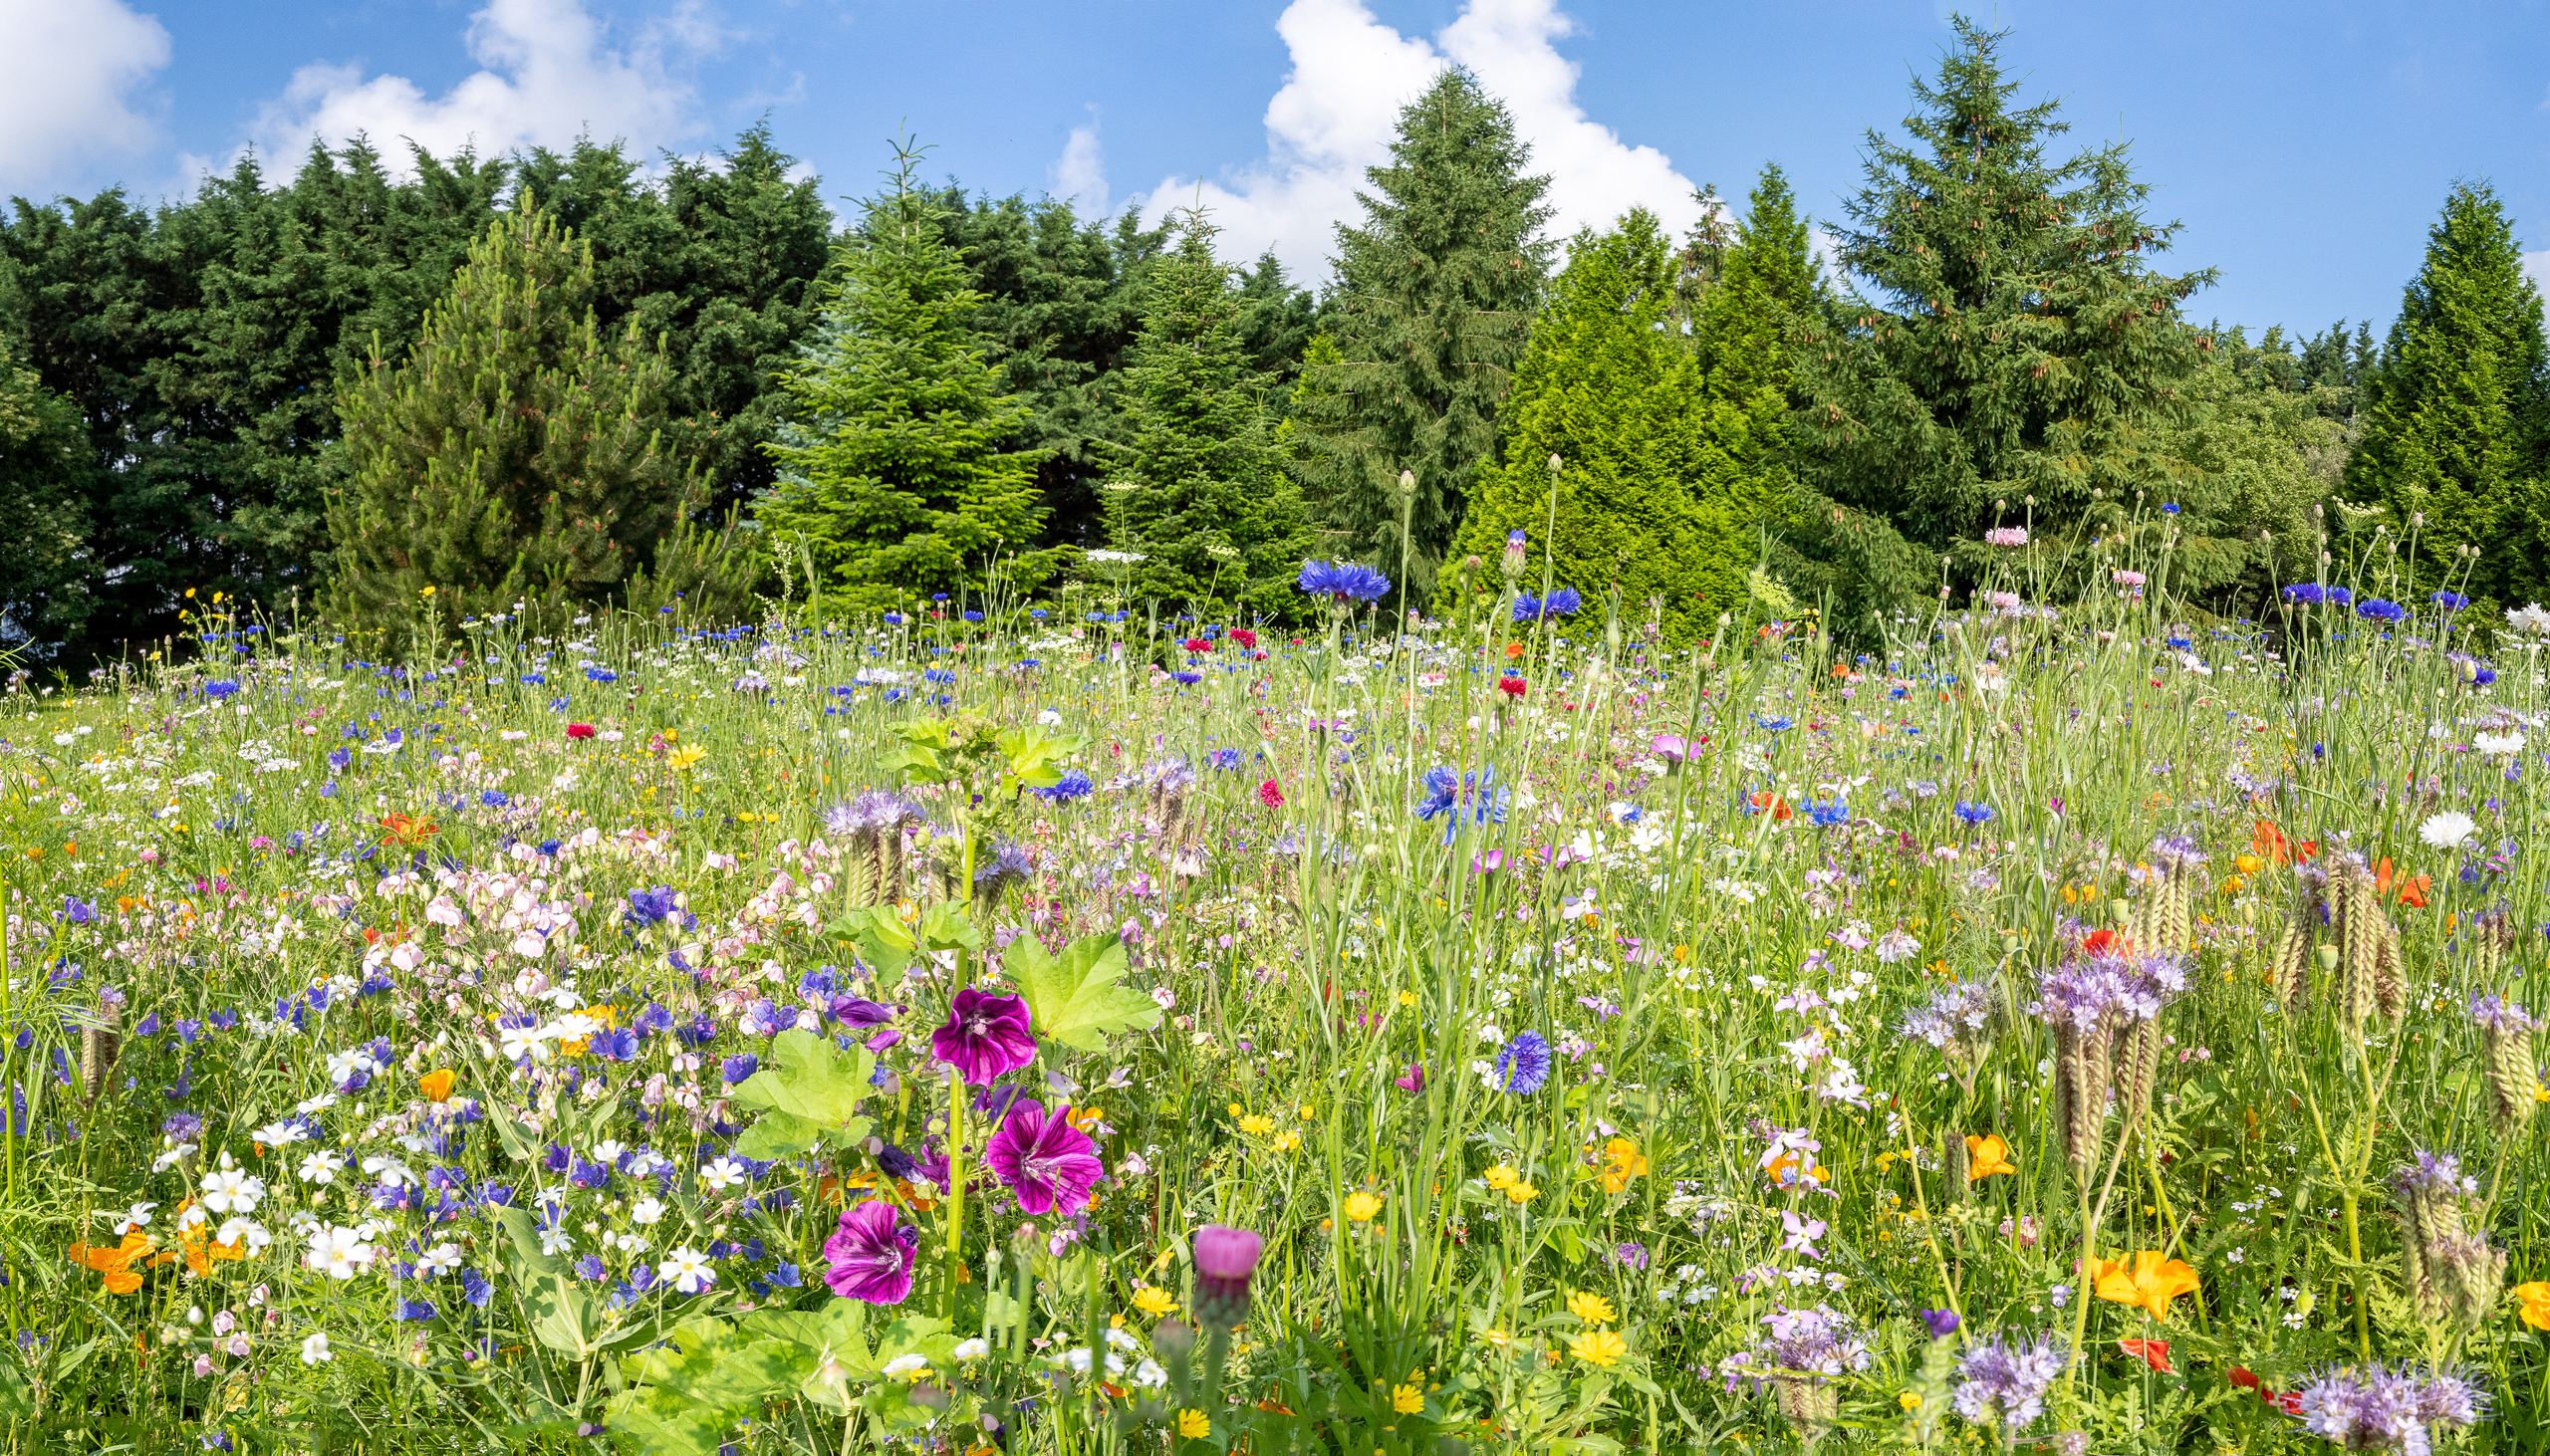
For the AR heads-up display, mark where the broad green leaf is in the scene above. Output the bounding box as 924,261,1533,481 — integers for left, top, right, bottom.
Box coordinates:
995,725,1086,790
526,1273,597,1355
490,1203,569,1278
915,900,982,953
1008,931,1161,1052
728,1029,877,1131
731,1108,825,1161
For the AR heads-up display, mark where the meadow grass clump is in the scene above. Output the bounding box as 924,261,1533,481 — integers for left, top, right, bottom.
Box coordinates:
1,548,2547,1454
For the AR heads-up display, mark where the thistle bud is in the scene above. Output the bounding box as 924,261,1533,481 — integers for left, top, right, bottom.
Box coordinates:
1398,468,1416,500
1190,1225,1263,1333
1501,529,1528,582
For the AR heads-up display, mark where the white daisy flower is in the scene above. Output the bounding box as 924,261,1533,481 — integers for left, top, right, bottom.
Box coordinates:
656,1247,715,1294
2419,810,2477,850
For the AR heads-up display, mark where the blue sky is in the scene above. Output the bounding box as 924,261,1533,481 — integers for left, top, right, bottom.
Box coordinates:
10,0,2550,337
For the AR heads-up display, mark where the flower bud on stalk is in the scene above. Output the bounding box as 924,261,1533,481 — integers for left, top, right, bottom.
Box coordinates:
2470,994,2541,1132
2392,1151,2504,1335
1190,1225,1263,1334
1501,530,1529,583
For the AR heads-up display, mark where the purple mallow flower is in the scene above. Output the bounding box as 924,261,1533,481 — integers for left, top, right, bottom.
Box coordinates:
930,989,1037,1086
982,1098,1106,1216
822,1198,918,1305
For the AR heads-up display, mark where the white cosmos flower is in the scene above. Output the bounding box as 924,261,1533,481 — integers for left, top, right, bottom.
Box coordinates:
300,1332,334,1365
629,1197,666,1226
2420,811,2477,850
656,1247,715,1294
303,1225,375,1280
112,1202,157,1235
296,1150,346,1185
416,1242,464,1276
360,1155,418,1189
497,1023,553,1064
200,1157,266,1215
217,1219,273,1252
698,1156,749,1193
252,1119,307,1148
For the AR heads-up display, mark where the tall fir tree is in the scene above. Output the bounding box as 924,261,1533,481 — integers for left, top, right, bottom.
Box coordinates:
1100,213,1310,618
327,202,742,636
2341,181,2550,607
758,145,1055,609
1287,68,1553,602
1451,210,1719,639
0,340,91,647
1791,17,2214,632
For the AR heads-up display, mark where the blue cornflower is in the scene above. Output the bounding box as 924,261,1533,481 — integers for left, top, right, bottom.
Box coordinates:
625,886,681,927
2432,592,2469,611
1754,715,1794,732
1494,1031,1553,1095
2280,583,2352,607
585,666,618,683
885,611,905,625
1952,801,1995,826
1414,766,1506,842
923,668,956,685
1297,560,1392,604
204,680,240,699
1169,671,1202,685
2162,502,2180,514
479,790,510,808
1512,587,1584,622
1206,748,1242,770
963,610,984,622
2355,598,2408,622
1806,798,1850,827
1037,769,1095,802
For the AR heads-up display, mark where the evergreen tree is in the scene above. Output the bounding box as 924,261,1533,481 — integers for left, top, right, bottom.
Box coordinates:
2341,181,2550,606
1683,164,1824,617
1450,210,1718,639
758,145,1055,610
1790,17,2215,631
1289,68,1553,601
0,340,91,648
326,202,740,635
1101,213,1310,617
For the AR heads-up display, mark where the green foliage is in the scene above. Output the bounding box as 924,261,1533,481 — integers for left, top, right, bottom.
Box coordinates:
0,340,91,647
1451,210,1720,639
1100,213,1312,616
1008,930,1160,1052
2145,327,2355,607
325,202,745,637
727,1029,880,1159
758,145,1058,610
1789,17,2216,633
1287,68,1554,603
2342,180,2550,607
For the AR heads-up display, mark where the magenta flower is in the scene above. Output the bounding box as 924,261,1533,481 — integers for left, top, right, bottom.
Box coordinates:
1191,1225,1264,1331
982,1099,1105,1215
931,988,1037,1085
822,1199,917,1305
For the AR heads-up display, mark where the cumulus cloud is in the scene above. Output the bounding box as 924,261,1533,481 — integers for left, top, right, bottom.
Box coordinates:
0,0,172,194
1133,0,1701,284
247,0,716,171
1050,109,1109,219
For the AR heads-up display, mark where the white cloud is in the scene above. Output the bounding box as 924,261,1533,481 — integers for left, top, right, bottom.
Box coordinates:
247,0,716,172
0,0,171,194
1134,0,1701,285
1050,109,1109,219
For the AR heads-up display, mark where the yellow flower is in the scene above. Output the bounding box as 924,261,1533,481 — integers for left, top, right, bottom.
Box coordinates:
1344,1191,1384,1223
1482,1164,1518,1190
1133,1286,1176,1318
1481,1329,1513,1348
2093,1251,2203,1323
1175,1409,1210,1438
1599,1137,1649,1195
1565,1329,1626,1369
1503,1180,1538,1205
1398,991,1415,1007
666,745,708,772
1238,1114,1276,1136
1271,1130,1302,1153
418,1069,457,1103
1898,1391,1922,1411
1298,1103,1315,1120
2516,1282,2550,1332
1391,1383,1424,1415
1965,1133,2018,1182
1566,1291,1616,1326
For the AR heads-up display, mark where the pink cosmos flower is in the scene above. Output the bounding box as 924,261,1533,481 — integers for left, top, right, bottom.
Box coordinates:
931,988,1036,1085
822,1198,917,1305
982,1099,1105,1215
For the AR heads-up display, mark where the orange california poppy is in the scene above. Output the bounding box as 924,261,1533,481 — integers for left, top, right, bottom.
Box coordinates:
2118,1337,2173,1373
2093,1252,2202,1323
1964,1134,2018,1181
418,1069,457,1102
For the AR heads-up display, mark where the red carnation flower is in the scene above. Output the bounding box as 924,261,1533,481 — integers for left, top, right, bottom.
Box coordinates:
566,723,597,740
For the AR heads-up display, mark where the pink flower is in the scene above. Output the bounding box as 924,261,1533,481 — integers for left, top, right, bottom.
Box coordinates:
982,1099,1105,1216
823,1198,918,1304
1394,1062,1425,1093
1258,779,1284,809
930,988,1036,1086
566,723,597,740
1191,1225,1263,1330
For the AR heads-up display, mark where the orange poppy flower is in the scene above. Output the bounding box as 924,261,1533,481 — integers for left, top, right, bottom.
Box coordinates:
1749,792,1794,822
379,813,441,847
1964,1134,2018,1181
418,1069,457,1102
69,1230,154,1294
2118,1337,2172,1373
2092,1251,2202,1322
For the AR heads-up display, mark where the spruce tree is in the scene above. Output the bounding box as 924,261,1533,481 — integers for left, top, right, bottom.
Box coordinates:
2342,181,2550,607
0,341,91,647
326,201,739,635
757,145,1055,609
1791,17,2214,630
1450,210,1717,639
1288,68,1553,602
1101,213,1310,618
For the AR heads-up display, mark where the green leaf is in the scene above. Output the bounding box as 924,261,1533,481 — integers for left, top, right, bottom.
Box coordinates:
731,1108,826,1161
729,1028,878,1132
1006,931,1161,1052
490,1203,569,1278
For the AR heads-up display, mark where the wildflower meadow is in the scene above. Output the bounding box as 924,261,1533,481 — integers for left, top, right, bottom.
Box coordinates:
4,527,2550,1455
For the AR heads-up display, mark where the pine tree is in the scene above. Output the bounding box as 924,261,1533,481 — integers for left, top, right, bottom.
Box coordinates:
1791,17,2215,631
2342,181,2550,607
1450,210,1717,638
326,201,739,636
1101,213,1310,617
757,144,1055,610
1288,68,1553,602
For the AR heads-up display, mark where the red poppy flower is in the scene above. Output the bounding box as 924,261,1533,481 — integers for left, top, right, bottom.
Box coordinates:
2118,1337,2171,1373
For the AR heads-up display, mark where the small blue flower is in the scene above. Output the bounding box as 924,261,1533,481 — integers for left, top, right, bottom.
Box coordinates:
1169,670,1202,685
721,1054,759,1085
2355,598,2408,623
2431,592,2469,611
1952,801,1995,826
1494,1031,1553,1095
1036,770,1095,803
1297,561,1392,604
479,790,510,808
